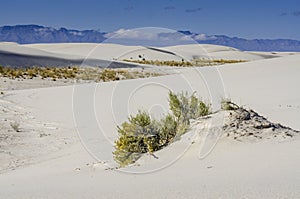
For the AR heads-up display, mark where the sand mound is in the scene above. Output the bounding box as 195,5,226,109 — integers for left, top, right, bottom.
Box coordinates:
223,107,299,141
164,44,264,61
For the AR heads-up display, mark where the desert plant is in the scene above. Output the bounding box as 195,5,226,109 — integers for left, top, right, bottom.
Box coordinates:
169,91,211,123
113,110,162,166
168,91,211,135
113,91,211,166
158,114,178,146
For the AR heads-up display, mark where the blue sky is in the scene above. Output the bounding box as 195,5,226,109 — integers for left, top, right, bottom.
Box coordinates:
1,0,300,39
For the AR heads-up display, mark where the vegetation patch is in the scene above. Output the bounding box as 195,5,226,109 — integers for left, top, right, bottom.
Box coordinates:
192,59,246,66
0,65,161,82
123,59,247,67
113,91,211,167
123,59,193,67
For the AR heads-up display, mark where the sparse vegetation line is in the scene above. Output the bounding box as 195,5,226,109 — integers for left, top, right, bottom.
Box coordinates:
123,59,247,67
0,65,161,82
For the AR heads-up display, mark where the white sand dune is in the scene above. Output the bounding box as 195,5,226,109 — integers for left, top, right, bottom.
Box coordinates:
0,42,139,68
0,43,299,198
26,43,266,61
164,44,265,60
1,42,294,68
28,43,185,61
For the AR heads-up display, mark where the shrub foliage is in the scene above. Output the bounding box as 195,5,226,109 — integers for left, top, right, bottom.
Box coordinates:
113,91,211,167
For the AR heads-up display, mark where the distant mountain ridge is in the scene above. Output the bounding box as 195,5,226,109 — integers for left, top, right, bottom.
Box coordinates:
0,25,106,44
1,25,300,51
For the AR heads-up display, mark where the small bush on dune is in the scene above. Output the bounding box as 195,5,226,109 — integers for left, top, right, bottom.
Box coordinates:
113,110,162,166
169,91,211,136
159,114,178,146
170,91,210,119
113,91,211,166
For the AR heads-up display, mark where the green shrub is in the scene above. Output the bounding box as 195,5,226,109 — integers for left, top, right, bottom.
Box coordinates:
169,91,211,123
168,91,211,136
113,91,211,166
158,114,178,146
113,110,162,166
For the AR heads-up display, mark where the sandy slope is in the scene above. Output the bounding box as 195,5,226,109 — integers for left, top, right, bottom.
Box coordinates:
27,43,266,61
1,42,295,68
0,45,299,198
0,42,139,68
26,43,264,61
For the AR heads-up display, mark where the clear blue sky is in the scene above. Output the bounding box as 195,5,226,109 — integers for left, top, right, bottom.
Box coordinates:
1,0,300,40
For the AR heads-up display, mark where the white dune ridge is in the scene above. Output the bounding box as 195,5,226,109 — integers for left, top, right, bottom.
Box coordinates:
0,42,299,198
0,42,268,66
